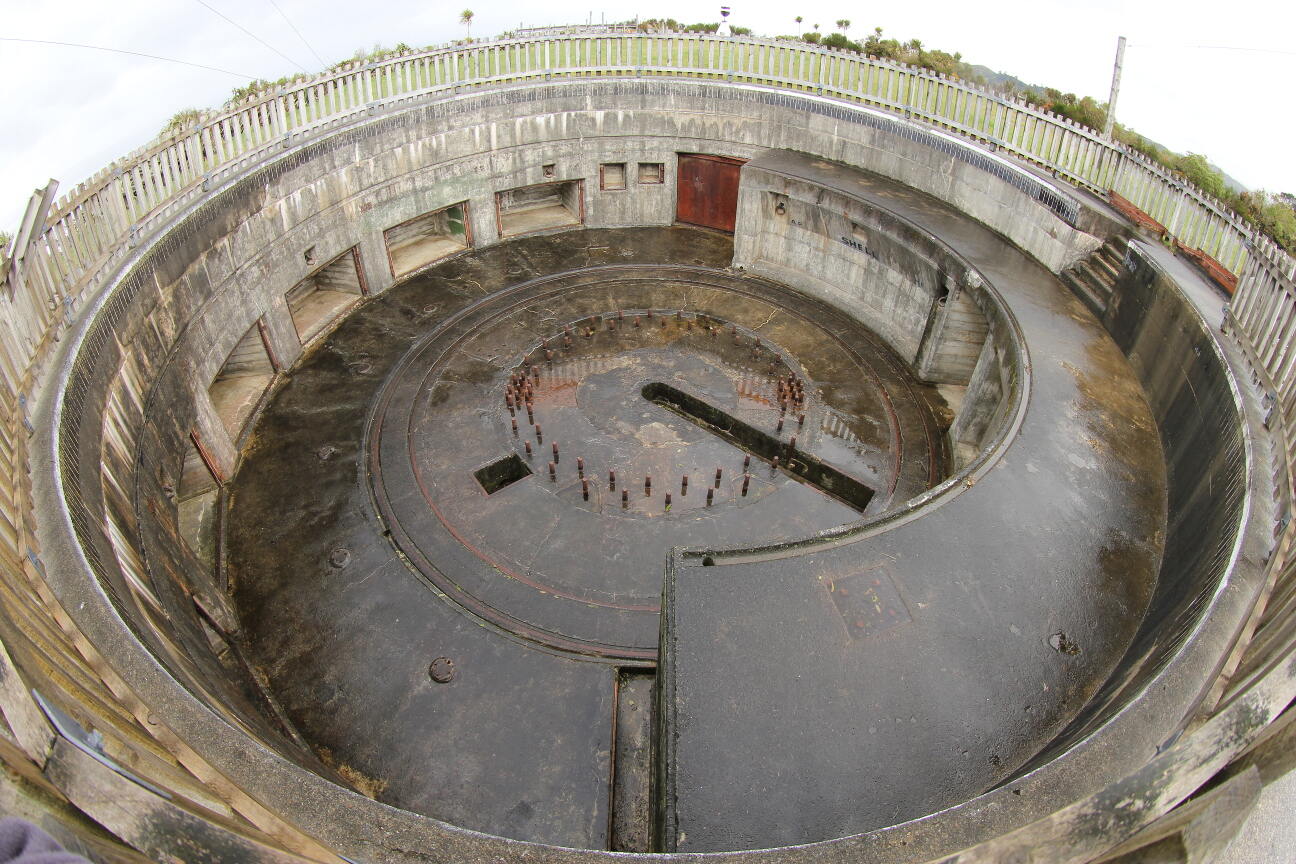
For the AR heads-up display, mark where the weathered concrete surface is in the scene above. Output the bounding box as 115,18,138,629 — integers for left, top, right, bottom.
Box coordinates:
30,75,1264,864
659,152,1167,852
225,227,949,845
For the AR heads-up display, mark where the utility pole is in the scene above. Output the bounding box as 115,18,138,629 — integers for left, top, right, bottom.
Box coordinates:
1103,36,1127,139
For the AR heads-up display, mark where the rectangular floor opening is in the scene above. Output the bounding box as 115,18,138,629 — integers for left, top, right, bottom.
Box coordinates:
474,453,533,494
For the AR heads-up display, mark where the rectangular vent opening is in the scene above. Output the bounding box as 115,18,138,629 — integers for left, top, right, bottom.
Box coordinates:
637,162,665,184
474,453,532,495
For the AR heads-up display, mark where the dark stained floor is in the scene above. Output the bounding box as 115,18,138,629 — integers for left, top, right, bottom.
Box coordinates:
224,227,949,849
659,152,1167,851
223,184,1166,851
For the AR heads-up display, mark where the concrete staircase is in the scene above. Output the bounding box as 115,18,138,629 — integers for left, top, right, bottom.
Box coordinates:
1061,235,1129,319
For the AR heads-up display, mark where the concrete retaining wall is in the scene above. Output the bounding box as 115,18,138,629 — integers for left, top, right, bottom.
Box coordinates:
33,77,1258,863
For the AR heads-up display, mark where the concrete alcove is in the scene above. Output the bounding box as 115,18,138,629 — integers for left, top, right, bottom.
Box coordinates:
286,245,367,344
498,180,585,236
4,35,1292,864
385,201,471,277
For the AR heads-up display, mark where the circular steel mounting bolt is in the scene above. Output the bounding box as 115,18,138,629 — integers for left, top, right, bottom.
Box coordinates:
428,657,455,684
328,548,351,569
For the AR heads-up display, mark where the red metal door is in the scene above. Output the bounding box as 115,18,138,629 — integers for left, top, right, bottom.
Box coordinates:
676,154,745,233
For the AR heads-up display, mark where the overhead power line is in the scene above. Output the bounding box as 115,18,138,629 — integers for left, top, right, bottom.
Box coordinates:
1128,41,1296,56
190,0,308,72
0,37,256,78
266,0,326,68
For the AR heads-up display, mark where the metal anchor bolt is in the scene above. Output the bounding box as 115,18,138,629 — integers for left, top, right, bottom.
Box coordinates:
548,462,556,481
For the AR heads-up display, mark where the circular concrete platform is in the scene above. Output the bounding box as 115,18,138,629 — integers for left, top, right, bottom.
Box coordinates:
366,266,948,660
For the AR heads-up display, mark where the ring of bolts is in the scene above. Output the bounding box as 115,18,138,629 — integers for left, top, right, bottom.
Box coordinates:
500,311,810,511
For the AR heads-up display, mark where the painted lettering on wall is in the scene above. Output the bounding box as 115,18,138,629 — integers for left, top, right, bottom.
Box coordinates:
838,236,878,260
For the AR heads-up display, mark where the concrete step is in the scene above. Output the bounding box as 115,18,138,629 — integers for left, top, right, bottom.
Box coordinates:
1090,251,1122,283
1061,269,1108,318
1077,261,1115,301
1097,237,1130,271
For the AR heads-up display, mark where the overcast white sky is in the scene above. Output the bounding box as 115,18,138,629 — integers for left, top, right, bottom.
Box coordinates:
3,0,1293,229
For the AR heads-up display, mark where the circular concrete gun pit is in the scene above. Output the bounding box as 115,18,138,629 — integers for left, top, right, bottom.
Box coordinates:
226,230,951,847
368,274,950,660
